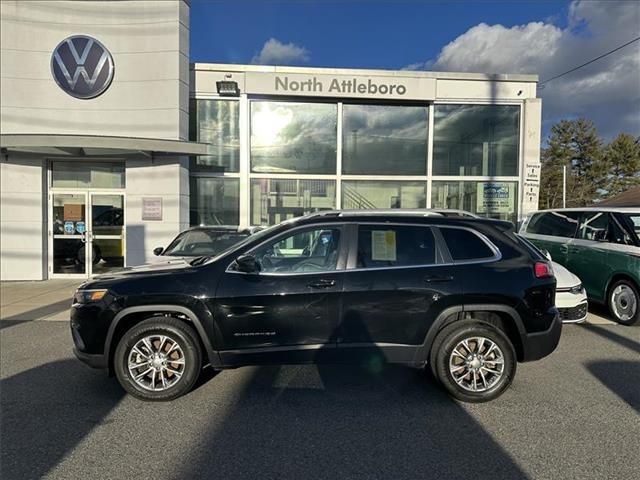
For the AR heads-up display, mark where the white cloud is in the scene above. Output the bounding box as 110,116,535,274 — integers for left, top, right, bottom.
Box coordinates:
407,0,640,139
251,38,310,65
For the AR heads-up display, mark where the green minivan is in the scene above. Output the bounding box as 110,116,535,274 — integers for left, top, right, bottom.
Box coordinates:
520,208,640,326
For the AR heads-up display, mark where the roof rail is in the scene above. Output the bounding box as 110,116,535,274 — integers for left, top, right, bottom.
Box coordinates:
309,209,444,218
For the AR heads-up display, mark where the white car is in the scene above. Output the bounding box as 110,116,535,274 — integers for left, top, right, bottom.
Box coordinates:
552,261,588,323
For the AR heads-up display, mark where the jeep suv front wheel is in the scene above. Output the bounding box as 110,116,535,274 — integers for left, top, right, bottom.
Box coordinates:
114,317,202,401
430,320,516,403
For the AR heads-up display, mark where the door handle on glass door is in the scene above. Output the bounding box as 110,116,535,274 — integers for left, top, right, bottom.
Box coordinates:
307,279,336,289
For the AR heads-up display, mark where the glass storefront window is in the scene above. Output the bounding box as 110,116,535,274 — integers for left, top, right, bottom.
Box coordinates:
342,181,426,209
433,105,520,176
251,178,336,225
51,161,125,189
190,177,240,226
431,181,518,224
250,101,337,174
190,99,240,173
342,104,428,175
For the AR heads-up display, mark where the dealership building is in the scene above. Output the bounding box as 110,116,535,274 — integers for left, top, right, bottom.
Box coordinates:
0,0,542,281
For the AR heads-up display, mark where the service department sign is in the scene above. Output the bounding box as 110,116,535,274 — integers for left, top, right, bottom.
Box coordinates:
51,35,114,99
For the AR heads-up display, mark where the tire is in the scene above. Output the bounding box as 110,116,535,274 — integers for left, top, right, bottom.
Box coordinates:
608,279,640,326
114,317,203,401
430,320,516,403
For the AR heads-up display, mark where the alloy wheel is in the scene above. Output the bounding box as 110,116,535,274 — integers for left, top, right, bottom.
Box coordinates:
127,334,186,392
449,336,505,392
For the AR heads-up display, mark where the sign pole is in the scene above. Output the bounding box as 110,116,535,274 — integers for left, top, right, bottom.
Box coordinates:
562,165,567,208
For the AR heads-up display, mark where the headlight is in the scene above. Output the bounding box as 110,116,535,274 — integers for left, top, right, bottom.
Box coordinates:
569,284,583,295
73,289,108,304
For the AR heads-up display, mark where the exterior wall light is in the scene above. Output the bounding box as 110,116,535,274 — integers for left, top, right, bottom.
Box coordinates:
216,80,240,97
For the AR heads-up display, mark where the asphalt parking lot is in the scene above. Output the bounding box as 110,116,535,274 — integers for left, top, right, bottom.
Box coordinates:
1,282,639,480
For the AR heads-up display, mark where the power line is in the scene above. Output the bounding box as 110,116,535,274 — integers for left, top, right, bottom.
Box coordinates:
539,36,640,87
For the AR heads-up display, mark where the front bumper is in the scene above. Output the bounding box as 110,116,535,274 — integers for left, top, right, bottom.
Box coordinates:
558,302,588,323
520,312,562,362
73,347,107,369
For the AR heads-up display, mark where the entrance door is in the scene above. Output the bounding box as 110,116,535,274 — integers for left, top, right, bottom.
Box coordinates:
50,192,125,278
51,192,89,277
89,193,125,275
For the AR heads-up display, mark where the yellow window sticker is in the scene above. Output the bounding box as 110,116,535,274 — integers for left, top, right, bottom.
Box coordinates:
371,230,397,261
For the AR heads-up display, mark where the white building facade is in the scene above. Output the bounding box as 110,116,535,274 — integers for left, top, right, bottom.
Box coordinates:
0,0,542,281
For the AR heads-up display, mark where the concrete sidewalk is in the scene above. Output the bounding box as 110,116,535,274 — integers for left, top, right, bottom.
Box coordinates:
1,280,81,321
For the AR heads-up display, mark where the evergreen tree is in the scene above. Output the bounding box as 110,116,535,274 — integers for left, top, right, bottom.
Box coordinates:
539,119,605,208
601,133,640,199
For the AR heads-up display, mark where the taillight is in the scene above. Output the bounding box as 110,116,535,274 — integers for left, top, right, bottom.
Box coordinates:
534,262,554,278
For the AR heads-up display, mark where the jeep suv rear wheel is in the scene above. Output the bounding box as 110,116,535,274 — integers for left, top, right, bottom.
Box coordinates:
114,317,202,401
430,320,516,403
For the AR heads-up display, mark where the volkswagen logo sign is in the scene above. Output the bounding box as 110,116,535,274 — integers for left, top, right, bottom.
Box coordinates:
51,35,114,99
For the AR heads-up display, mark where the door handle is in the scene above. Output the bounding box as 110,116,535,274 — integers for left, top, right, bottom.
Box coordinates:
559,245,569,253
424,275,453,283
307,279,336,289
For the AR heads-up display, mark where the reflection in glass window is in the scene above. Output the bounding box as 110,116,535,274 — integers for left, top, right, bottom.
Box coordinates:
525,211,580,238
433,105,520,176
190,177,240,226
431,181,518,224
251,101,337,174
189,99,240,172
251,179,336,225
52,161,125,189
252,228,341,273
342,181,426,209
342,104,428,175
439,228,494,260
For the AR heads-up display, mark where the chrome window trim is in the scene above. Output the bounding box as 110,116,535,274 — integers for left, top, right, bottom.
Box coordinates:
225,220,502,276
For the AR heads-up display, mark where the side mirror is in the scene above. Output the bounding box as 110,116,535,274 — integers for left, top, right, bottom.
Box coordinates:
235,254,260,274
540,249,552,261
153,247,164,256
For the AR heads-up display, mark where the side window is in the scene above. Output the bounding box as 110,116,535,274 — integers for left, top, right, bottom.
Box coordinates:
578,212,629,245
356,225,436,268
440,227,495,261
252,228,341,273
526,211,580,238
577,212,608,241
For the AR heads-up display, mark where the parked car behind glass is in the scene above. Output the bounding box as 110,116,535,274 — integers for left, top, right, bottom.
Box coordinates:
520,208,640,325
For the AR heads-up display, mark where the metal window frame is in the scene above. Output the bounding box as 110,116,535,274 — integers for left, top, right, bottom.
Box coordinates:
189,94,526,229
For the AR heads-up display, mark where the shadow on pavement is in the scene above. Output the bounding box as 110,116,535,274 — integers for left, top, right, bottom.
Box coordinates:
0,320,30,331
1,299,71,322
580,324,640,355
586,361,640,413
178,363,529,480
0,359,125,480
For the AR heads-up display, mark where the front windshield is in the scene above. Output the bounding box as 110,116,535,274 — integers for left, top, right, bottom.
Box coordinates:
200,223,286,264
163,230,249,257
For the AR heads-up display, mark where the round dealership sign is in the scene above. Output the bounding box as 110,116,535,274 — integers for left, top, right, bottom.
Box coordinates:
51,35,114,99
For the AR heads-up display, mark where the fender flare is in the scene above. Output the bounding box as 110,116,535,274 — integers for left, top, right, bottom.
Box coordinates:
104,305,220,368
414,304,526,364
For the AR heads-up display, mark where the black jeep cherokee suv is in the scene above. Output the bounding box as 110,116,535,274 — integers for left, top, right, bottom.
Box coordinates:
71,211,561,403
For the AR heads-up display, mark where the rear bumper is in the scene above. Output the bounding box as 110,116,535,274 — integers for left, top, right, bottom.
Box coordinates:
520,312,562,362
73,347,107,369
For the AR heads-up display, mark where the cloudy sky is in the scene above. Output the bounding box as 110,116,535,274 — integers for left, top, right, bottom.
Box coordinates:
191,0,640,140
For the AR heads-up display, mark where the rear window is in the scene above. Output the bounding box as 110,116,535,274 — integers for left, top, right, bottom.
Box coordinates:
356,225,436,268
526,211,580,238
439,227,495,261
